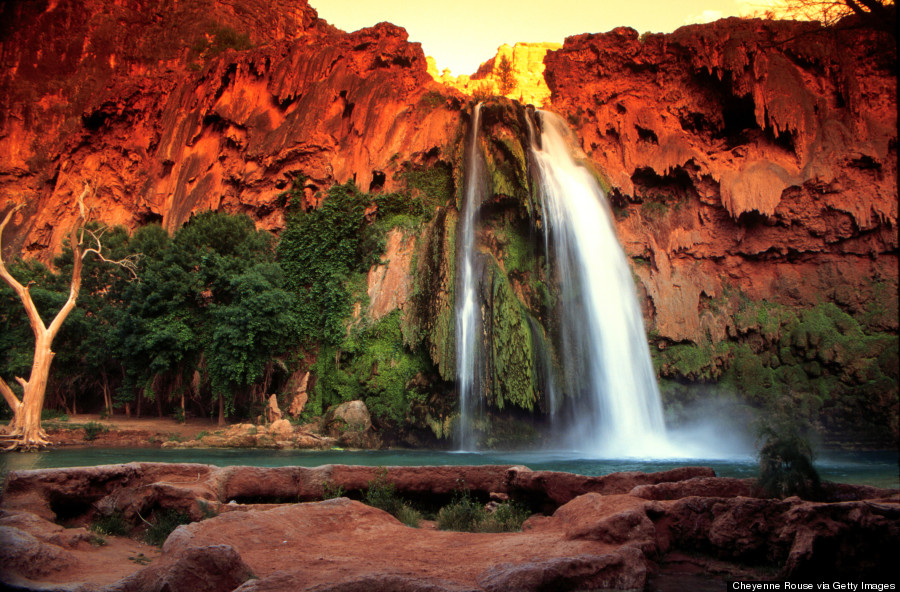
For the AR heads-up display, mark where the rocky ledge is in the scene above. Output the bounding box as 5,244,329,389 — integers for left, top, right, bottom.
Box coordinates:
0,464,897,591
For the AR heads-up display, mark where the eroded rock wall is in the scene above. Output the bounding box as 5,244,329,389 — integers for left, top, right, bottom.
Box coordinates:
543,19,898,442
544,19,897,343
0,0,463,257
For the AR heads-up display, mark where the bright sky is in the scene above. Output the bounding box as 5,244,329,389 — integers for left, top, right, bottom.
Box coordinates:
308,0,767,75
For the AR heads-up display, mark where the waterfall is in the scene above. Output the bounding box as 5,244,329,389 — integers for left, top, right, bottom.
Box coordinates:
527,110,668,457
454,104,669,456
455,103,486,450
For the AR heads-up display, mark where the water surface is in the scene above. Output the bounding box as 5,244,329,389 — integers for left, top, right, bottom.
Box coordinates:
1,448,896,489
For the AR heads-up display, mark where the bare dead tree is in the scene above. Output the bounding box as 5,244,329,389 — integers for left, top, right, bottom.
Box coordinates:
761,0,896,35
0,183,138,450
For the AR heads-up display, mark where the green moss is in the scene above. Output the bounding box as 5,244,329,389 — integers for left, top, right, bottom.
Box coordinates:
735,300,799,342
401,208,458,380
311,311,432,425
494,222,532,275
488,267,537,411
641,200,668,220
721,343,782,405
397,161,455,215
658,341,730,381
859,280,899,331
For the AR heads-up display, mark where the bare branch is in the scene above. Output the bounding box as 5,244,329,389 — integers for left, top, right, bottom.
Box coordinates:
47,225,83,340
80,226,141,279
0,377,22,413
15,376,28,390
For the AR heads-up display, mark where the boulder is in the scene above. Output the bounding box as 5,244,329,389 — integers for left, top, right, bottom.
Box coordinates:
0,525,76,580
108,544,254,592
330,400,372,432
265,395,283,424
286,371,310,418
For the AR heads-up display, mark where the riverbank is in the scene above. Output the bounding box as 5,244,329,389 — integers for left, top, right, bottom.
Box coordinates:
8,414,336,450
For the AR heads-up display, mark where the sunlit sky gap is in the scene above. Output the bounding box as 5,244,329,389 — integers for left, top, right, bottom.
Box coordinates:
308,0,775,75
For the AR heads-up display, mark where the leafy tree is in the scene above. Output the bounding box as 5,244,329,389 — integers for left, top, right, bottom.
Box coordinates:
205,263,297,419
120,212,295,424
277,182,381,345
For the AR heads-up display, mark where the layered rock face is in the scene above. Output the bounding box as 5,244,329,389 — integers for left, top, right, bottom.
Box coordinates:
0,0,462,257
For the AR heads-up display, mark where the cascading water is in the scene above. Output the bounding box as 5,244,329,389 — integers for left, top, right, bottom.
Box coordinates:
527,110,669,457
455,103,486,451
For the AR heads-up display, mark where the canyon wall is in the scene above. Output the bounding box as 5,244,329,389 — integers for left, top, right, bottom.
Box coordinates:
543,19,897,442
0,0,463,257
0,1,896,444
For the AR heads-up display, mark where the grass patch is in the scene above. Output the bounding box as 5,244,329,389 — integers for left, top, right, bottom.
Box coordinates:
41,409,69,422
437,490,529,533
90,511,129,536
363,468,422,527
143,509,191,546
82,421,108,441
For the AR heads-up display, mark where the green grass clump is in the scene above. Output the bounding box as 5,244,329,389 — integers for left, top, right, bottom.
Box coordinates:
437,491,529,533
143,509,191,546
395,504,423,528
322,481,345,500
82,421,107,441
90,511,129,536
363,468,421,527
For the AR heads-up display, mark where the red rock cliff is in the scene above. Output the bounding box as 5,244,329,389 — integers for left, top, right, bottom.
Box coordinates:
544,19,897,343
0,0,462,257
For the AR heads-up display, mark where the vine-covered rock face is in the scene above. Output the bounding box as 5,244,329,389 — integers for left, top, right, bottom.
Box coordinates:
544,20,898,445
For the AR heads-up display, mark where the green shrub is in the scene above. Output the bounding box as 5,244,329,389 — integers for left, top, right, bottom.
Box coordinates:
395,504,423,528
437,495,483,532
483,500,530,532
322,481,345,500
90,511,129,536
82,421,107,441
365,469,404,516
436,490,529,533
755,410,821,499
363,468,421,527
143,509,191,546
